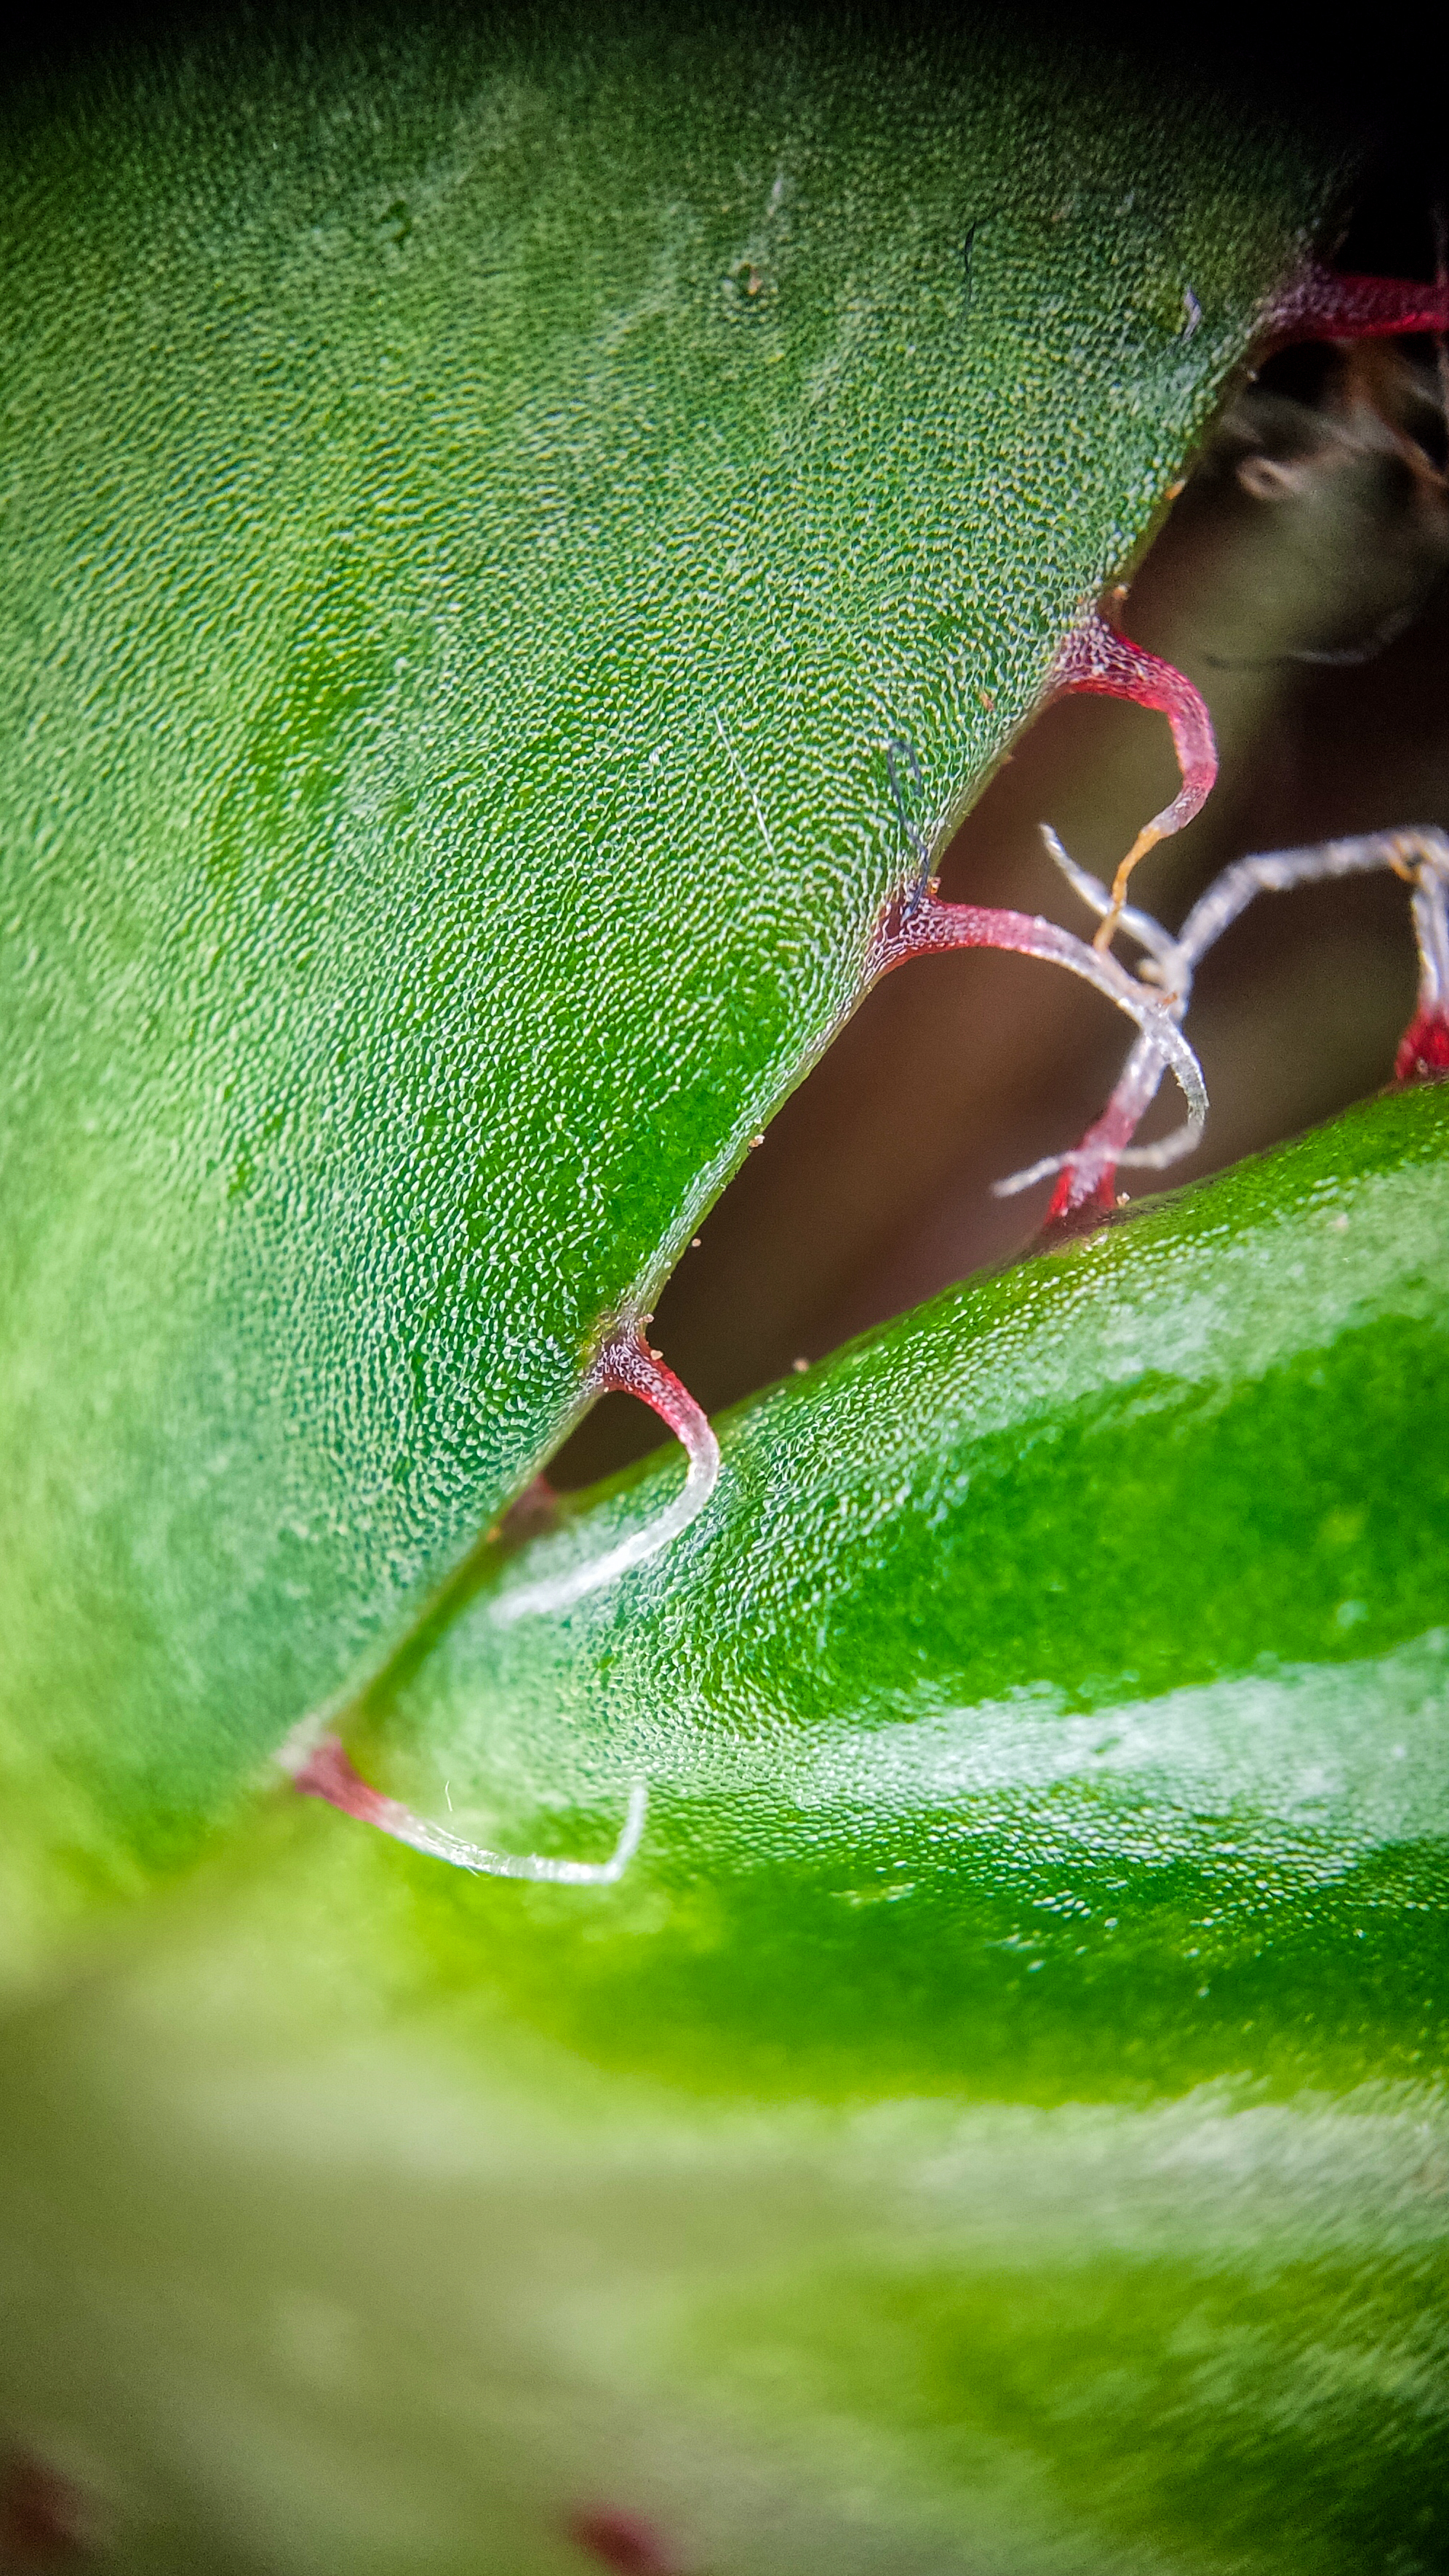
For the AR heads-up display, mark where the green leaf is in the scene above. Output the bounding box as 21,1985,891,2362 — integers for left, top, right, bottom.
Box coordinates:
0,1090,1443,2572
0,7,1336,1972
353,1083,1449,2104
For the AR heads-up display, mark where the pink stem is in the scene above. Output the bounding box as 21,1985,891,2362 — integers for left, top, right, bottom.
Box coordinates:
489,1326,719,1625
1049,607,1218,847
292,1733,406,1836
869,891,1206,1132
1395,1010,1449,1081
1045,1078,1152,1228
1261,265,1449,349
587,1324,713,1450
1397,862,1449,1082
286,1325,720,1877
286,1329,720,1875
289,1735,649,1884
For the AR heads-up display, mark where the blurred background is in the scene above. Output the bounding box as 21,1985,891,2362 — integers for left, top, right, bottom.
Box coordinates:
557,152,1449,1486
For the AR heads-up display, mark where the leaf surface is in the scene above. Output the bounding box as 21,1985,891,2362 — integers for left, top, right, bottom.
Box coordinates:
0,7,1336,1966
358,1084,1449,2104
1,1090,1443,2572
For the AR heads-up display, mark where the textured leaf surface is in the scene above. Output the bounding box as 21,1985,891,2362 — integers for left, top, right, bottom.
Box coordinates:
0,6,1334,1968
358,1083,1449,2100
1,1092,1444,2572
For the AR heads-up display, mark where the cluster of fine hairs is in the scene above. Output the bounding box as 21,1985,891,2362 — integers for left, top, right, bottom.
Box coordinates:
997,824,1449,1227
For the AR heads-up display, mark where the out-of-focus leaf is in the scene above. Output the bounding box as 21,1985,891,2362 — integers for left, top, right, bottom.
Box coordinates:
0,1091,1442,2572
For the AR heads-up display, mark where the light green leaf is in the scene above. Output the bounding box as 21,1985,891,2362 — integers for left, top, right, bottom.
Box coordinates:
0,1089,1443,2572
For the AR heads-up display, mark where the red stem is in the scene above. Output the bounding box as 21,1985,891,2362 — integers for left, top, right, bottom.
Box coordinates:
1394,1008,1449,1084
587,1325,714,1465
1048,609,1217,844
1261,265,1449,349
